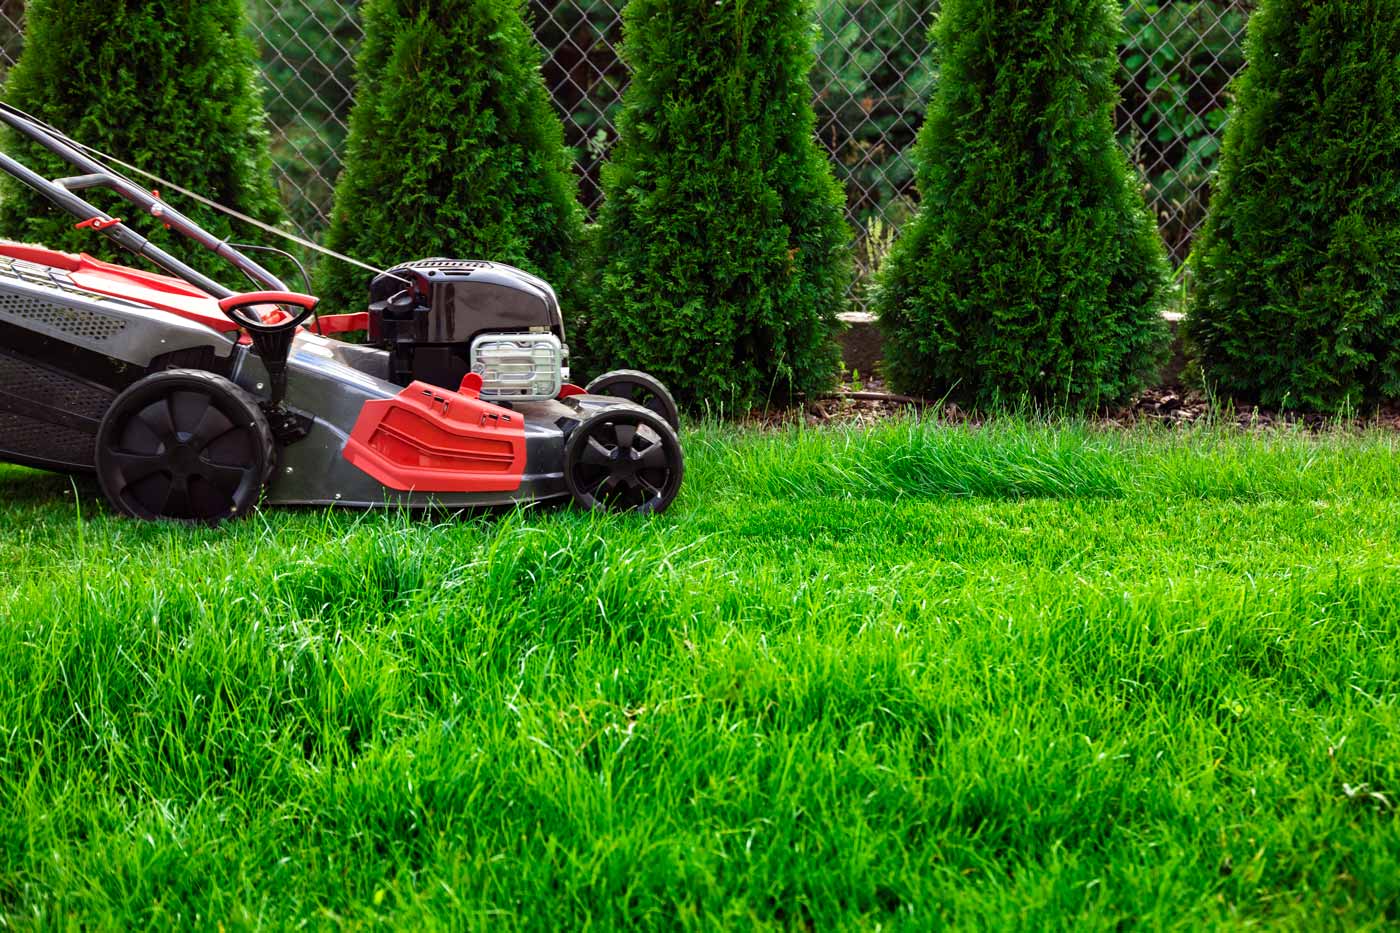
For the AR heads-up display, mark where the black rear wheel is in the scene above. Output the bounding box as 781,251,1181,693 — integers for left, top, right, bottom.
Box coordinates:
585,370,681,432
564,405,684,514
95,369,274,524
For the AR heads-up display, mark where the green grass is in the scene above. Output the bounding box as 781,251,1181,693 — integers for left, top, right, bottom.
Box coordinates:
2,419,1398,929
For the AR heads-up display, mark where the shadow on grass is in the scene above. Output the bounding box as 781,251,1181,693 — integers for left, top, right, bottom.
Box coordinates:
0,465,99,507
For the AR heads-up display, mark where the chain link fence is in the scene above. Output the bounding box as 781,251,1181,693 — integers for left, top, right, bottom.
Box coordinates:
0,1,1249,272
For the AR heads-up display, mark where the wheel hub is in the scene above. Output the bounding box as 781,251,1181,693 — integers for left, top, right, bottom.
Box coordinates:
169,441,200,473
611,454,640,478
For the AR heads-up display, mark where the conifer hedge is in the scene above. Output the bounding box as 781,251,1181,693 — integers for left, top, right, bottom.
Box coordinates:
1187,0,1400,412
876,0,1170,410
0,0,285,275
582,0,851,411
315,0,583,314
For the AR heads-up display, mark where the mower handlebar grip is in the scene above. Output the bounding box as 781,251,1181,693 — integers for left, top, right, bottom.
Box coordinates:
218,291,320,313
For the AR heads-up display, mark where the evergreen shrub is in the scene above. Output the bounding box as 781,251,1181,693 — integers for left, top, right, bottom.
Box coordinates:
876,0,1171,411
316,0,584,315
583,0,852,411
0,0,285,277
1187,0,1400,412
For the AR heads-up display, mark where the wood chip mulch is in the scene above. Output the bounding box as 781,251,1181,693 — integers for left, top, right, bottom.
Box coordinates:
741,380,1400,433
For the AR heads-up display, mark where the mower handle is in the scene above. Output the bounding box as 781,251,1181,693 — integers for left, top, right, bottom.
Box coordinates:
0,104,290,298
218,291,319,334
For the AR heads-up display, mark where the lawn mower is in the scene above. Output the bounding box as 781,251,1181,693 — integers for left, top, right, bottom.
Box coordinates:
0,104,684,522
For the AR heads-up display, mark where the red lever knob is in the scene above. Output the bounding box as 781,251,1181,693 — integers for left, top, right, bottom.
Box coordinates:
74,216,123,231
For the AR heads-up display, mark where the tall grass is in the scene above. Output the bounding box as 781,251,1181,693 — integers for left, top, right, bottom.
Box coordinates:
1,419,1398,928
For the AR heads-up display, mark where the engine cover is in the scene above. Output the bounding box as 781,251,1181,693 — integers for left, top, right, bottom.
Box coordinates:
368,258,565,390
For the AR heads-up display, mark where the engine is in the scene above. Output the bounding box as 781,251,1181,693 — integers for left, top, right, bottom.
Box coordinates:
367,258,569,401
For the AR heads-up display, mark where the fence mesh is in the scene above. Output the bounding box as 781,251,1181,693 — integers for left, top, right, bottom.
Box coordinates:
0,1,1250,270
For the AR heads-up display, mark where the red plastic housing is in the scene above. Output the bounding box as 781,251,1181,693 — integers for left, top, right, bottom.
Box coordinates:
342,381,526,493
0,243,240,332
0,244,367,336
314,312,369,335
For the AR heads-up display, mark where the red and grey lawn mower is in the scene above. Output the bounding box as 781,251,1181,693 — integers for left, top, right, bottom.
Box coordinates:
0,104,683,522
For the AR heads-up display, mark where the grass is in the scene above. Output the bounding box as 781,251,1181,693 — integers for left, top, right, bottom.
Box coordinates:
1,417,1398,929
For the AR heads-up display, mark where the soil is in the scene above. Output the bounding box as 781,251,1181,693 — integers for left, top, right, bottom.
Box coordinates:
744,379,1400,433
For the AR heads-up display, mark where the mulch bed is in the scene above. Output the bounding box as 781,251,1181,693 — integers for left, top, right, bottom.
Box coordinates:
744,379,1400,432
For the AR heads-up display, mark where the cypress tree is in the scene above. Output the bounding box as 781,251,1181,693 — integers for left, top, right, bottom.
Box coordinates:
875,0,1171,410
315,0,584,315
1187,0,1400,413
0,0,285,277
582,0,852,412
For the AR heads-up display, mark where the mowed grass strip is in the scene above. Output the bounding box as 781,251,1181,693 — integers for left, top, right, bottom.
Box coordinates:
1,420,1398,929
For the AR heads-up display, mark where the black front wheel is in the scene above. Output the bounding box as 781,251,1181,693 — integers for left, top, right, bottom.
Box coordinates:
94,369,274,524
564,405,684,514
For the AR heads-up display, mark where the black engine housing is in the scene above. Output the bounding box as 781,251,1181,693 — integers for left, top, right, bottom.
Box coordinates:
367,258,565,389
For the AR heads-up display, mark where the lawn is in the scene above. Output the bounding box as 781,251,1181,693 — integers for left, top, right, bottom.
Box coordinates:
1,418,1398,929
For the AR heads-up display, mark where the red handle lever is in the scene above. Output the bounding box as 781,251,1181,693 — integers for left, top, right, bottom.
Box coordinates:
75,216,123,231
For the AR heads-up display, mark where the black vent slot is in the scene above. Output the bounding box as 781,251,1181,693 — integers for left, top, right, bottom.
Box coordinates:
0,411,96,469
0,349,114,421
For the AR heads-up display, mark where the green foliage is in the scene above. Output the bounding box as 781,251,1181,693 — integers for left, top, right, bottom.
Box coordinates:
1118,1,1248,263
584,0,852,412
814,0,935,225
0,0,286,282
1187,0,1400,413
528,0,627,211
4,421,1400,925
314,0,584,316
249,0,363,237
0,0,21,75
876,0,1171,410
